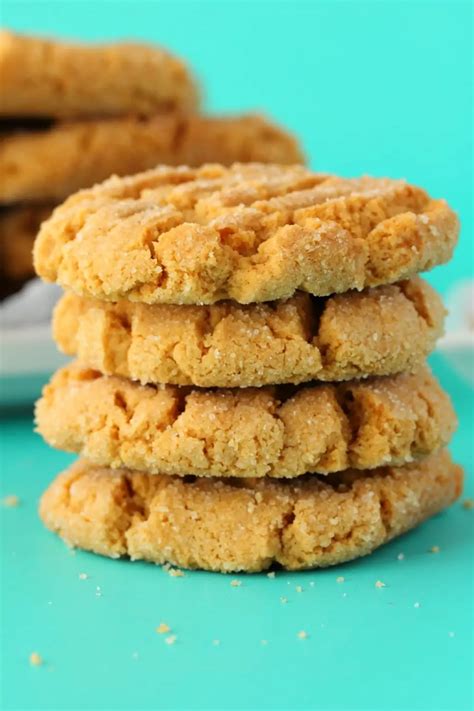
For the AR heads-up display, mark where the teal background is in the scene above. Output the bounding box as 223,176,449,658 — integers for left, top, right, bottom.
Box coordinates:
1,1,473,710
1,357,473,711
1,0,473,295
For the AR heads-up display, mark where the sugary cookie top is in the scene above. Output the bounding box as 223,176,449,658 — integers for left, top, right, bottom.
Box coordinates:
34,163,459,304
0,30,199,118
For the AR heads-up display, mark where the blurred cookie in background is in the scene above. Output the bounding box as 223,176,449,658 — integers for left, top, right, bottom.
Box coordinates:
0,113,304,204
0,205,52,296
0,30,200,118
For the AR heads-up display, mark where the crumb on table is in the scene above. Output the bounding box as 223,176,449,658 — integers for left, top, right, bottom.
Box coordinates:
2,495,20,507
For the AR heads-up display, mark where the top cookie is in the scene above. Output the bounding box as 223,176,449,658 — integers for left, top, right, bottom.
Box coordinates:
33,163,459,305
0,31,199,118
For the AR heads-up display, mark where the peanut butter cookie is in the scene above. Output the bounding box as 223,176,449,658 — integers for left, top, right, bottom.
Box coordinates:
53,277,444,387
1,204,52,281
35,364,456,478
39,450,463,572
0,30,199,118
33,163,459,304
0,114,304,204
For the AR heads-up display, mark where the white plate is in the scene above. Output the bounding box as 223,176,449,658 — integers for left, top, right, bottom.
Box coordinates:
437,281,474,385
0,323,69,404
0,281,69,404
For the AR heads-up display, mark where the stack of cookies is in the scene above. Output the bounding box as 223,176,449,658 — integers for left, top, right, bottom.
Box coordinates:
34,163,463,572
0,31,302,296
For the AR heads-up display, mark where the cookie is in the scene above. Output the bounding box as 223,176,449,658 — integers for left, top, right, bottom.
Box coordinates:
0,205,52,280
33,163,459,305
0,114,304,204
35,364,456,479
0,30,199,118
39,450,463,572
53,277,444,387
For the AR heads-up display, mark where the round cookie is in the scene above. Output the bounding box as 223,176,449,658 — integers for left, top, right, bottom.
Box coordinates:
1,205,52,281
33,163,459,305
0,114,304,204
35,364,456,479
39,450,463,572
53,277,445,387
0,30,199,118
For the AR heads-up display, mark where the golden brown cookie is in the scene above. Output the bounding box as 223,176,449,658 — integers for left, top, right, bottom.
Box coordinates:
0,205,52,281
35,364,456,479
0,30,199,118
0,114,304,204
53,277,445,387
39,450,463,572
33,163,459,304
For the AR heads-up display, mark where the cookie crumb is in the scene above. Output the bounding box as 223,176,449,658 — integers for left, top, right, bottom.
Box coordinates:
267,571,276,579
375,580,386,588
168,568,185,578
2,494,19,507
430,545,440,554
295,585,303,593
230,579,241,587
280,596,288,604
29,652,42,666
297,631,308,640
336,576,345,583
78,572,88,580
462,498,474,510
165,635,177,645
397,553,405,561
156,623,171,634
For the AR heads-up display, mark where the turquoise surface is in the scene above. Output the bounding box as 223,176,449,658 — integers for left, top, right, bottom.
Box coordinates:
1,356,473,711
1,2,473,710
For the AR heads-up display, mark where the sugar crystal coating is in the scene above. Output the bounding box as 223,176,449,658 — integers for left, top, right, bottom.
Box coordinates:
34,163,459,304
35,364,457,479
53,277,445,387
39,451,463,572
